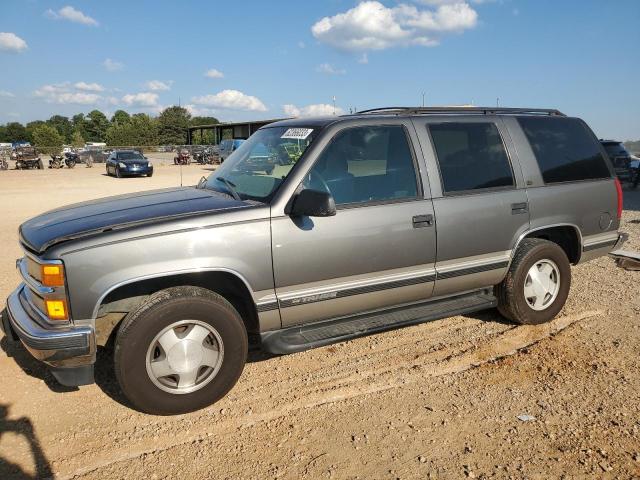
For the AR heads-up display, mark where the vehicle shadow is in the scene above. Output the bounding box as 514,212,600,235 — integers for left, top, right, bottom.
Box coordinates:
93,345,134,410
0,404,54,480
0,337,77,393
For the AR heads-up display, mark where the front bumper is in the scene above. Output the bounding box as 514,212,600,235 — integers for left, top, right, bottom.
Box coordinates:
2,285,95,385
119,165,153,176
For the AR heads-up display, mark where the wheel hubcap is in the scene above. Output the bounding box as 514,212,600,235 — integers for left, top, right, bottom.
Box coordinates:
523,259,560,311
146,320,224,394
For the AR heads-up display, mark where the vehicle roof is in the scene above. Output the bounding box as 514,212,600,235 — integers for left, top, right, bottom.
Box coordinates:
599,140,623,144
265,106,567,130
115,149,142,154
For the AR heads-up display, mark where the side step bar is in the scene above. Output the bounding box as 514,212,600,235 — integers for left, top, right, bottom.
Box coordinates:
260,292,497,354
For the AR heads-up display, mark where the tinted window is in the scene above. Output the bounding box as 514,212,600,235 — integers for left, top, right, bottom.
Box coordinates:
304,125,418,205
429,122,514,193
602,142,629,158
518,117,611,183
118,152,144,160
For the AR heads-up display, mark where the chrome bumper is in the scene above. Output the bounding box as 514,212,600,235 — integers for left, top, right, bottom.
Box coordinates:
3,285,95,385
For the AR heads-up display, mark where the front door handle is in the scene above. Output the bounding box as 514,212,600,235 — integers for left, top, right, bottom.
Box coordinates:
412,214,434,228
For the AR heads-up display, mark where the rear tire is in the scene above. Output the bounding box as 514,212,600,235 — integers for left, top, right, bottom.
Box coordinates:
496,239,571,325
37,159,44,170
114,286,248,415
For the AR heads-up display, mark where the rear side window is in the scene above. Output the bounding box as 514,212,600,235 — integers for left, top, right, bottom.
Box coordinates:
518,117,611,183
428,122,514,194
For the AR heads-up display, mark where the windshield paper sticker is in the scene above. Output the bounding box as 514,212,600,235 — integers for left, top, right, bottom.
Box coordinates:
281,128,313,140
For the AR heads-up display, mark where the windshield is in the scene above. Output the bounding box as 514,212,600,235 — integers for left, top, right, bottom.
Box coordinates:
602,143,629,157
203,126,318,202
118,152,144,160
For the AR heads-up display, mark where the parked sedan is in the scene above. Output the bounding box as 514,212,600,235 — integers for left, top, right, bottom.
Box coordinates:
106,150,153,178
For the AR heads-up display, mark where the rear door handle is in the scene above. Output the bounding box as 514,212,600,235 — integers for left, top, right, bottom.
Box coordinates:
412,214,434,228
511,202,528,214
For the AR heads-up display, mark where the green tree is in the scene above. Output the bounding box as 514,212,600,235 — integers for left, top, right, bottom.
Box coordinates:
32,124,64,155
0,125,7,142
6,122,29,142
111,109,131,126
71,129,85,148
72,113,87,139
189,116,219,126
47,115,73,143
84,110,109,142
26,120,46,142
158,106,190,145
106,113,158,148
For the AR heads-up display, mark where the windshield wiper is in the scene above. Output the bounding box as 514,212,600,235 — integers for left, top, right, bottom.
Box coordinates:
216,176,241,201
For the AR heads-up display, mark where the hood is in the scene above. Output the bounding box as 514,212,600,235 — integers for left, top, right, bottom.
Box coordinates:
20,187,251,253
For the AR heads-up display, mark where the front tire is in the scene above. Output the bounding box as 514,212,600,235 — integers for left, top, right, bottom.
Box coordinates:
496,239,571,325
114,286,248,415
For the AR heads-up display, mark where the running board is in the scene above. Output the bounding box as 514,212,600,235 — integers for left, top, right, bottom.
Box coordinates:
260,292,497,354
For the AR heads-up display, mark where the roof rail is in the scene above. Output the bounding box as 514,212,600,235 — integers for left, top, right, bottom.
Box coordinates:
355,106,566,116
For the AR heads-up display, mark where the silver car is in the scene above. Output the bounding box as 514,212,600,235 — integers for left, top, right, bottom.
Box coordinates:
2,107,626,414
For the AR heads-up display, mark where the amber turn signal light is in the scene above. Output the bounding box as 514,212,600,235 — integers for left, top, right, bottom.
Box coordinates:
41,264,65,287
45,299,68,321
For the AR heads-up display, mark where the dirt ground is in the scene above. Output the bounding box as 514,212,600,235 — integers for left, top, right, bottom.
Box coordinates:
0,162,638,480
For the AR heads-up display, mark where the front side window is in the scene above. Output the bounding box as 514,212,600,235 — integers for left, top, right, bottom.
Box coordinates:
518,117,611,183
204,126,318,201
303,125,418,206
429,122,514,194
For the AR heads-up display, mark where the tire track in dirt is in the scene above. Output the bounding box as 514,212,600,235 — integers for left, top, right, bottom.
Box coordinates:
57,309,601,479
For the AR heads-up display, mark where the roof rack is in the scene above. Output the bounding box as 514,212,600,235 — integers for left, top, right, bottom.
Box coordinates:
355,106,566,116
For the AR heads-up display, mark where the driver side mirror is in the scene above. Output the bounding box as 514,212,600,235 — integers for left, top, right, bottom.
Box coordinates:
289,189,336,217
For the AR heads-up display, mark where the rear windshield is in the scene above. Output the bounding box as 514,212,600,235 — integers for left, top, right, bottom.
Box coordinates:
518,117,611,184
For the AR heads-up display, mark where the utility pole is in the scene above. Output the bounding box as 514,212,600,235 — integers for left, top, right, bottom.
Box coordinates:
422,91,426,107
496,97,500,107
332,96,336,115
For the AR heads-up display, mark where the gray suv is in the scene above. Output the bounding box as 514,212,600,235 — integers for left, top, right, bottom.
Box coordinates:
1,107,627,414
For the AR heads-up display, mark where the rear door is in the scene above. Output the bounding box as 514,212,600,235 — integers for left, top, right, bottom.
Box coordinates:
413,117,530,297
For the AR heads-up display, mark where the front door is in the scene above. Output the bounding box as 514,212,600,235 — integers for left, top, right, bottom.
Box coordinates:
271,123,437,327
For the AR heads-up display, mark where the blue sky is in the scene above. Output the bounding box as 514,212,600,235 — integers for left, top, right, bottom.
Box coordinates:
0,0,638,140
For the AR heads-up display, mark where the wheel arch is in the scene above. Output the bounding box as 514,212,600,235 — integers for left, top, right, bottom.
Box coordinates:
511,223,583,265
94,269,261,342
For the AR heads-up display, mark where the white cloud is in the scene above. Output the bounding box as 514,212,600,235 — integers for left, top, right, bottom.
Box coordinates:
34,83,101,104
0,32,28,53
103,58,124,71
204,68,224,79
358,53,369,64
311,1,477,52
283,103,344,117
316,63,346,75
46,6,99,26
74,81,104,92
121,92,159,107
0,90,15,98
185,104,218,117
144,80,172,91
191,89,267,112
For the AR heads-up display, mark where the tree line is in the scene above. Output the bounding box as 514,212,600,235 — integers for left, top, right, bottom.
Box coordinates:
0,107,219,153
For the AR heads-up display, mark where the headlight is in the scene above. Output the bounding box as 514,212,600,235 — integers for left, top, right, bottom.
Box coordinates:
147,162,152,168
118,162,126,168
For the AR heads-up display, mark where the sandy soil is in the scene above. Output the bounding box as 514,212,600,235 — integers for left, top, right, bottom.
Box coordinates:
0,163,638,479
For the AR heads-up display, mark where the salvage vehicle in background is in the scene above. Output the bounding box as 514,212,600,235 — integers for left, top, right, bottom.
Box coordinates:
77,146,110,165
105,150,153,178
218,139,244,163
1,107,627,415
14,146,43,169
49,153,77,169
174,148,191,165
600,140,632,182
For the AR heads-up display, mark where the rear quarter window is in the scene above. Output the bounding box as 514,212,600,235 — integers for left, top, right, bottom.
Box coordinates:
518,117,611,183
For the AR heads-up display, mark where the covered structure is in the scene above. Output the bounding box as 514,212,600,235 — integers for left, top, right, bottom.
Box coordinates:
187,118,287,145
